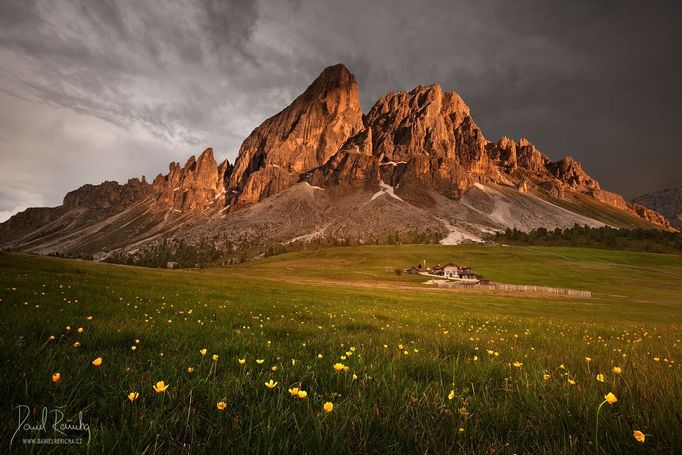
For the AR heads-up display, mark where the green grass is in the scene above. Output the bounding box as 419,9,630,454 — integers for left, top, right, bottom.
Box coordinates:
0,245,680,453
540,190,658,230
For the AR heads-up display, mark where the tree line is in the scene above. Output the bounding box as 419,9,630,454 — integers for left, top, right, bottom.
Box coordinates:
496,225,682,253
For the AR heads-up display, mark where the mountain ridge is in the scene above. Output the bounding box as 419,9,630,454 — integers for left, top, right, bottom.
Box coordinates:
0,64,675,260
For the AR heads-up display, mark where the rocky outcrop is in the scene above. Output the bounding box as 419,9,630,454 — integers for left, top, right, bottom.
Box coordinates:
311,83,499,198
516,138,549,173
487,136,518,170
152,148,230,211
546,156,600,193
63,178,151,209
225,64,363,205
633,187,682,229
627,202,675,229
591,190,628,211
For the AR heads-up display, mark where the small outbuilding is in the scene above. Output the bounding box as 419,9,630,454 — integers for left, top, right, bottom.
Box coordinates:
166,261,179,269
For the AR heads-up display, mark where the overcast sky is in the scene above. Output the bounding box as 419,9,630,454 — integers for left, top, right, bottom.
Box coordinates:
1,0,681,221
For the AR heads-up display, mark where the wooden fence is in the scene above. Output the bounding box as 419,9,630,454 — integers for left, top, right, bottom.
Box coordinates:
436,281,591,298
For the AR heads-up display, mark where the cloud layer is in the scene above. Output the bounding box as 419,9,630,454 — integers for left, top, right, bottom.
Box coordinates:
1,0,681,220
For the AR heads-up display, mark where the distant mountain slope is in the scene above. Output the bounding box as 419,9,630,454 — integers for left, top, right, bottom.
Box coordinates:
633,187,682,229
0,64,675,261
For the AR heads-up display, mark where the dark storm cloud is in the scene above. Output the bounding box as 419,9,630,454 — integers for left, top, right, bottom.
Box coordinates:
1,0,680,221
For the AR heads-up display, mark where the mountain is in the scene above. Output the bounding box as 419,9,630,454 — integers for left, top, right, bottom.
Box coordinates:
225,64,363,206
0,64,675,261
633,187,682,229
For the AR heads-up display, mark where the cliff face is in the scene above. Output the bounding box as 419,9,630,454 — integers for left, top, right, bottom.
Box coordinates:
225,64,364,205
152,148,231,211
310,83,500,198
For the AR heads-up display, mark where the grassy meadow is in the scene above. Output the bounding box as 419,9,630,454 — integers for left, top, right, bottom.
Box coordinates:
0,245,681,453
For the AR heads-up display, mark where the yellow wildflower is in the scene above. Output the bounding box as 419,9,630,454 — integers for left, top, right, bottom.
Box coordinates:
596,373,605,382
288,387,299,397
256,359,264,364
333,363,345,372
200,349,207,356
633,430,645,443
212,354,219,361
238,358,246,365
52,372,61,383
217,401,227,411
612,366,622,375
323,401,333,413
543,374,551,381
297,390,308,399
604,392,617,405
128,392,139,402
265,379,278,389
448,390,455,400
153,381,169,393
92,357,102,367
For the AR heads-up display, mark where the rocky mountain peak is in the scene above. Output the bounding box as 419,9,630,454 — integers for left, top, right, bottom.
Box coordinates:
225,64,364,206
309,82,494,198
546,155,600,192
151,147,229,211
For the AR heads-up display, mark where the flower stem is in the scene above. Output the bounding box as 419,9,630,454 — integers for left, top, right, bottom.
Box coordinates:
595,400,606,452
